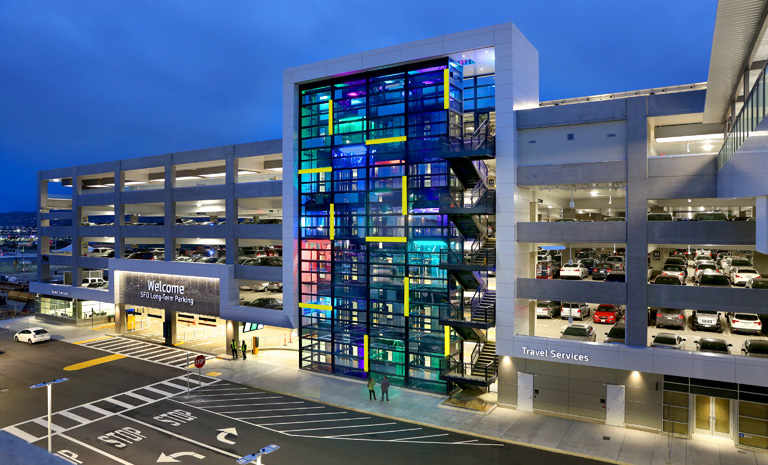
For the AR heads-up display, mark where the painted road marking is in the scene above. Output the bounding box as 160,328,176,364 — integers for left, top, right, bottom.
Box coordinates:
326,427,422,438
261,417,371,426
239,412,348,420
4,426,38,442
282,422,396,433
32,417,66,433
124,391,154,403
195,396,283,403
73,336,112,345
58,410,91,425
59,433,135,465
64,354,126,371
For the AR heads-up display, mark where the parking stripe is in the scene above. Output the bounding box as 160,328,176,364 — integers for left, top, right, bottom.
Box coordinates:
195,396,282,403
325,427,422,438
262,417,371,426
239,412,347,420
393,433,449,441
282,422,396,433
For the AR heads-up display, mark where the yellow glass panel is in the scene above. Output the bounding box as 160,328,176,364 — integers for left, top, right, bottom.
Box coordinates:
714,398,730,434
695,395,710,431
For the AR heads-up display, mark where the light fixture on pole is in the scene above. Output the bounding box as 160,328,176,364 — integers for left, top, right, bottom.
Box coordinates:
30,378,69,453
236,444,280,465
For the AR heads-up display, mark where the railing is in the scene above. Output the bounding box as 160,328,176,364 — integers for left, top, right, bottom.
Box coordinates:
127,318,150,332
237,172,283,183
717,61,768,170
178,325,225,342
439,354,496,384
438,301,465,322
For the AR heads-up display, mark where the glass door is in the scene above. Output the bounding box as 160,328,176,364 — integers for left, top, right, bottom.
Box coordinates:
694,395,731,438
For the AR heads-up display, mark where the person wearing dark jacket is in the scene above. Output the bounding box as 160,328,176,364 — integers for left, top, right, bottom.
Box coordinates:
380,375,390,402
241,340,247,360
231,339,238,359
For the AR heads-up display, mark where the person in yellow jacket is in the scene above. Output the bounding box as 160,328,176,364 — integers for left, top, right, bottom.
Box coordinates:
241,339,247,360
367,376,376,401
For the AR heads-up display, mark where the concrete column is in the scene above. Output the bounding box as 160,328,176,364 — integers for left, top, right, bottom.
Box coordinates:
756,196,768,255
226,320,241,357
164,158,175,261
226,149,237,265
71,168,81,288
163,309,177,346
115,303,127,334
625,97,650,348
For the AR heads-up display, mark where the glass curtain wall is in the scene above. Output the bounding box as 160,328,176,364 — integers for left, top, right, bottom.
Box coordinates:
298,58,464,392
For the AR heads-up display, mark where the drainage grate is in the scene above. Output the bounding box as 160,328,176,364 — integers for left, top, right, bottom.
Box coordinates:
603,436,611,441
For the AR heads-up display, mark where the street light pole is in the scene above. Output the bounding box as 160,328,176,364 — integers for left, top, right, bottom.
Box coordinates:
30,378,69,453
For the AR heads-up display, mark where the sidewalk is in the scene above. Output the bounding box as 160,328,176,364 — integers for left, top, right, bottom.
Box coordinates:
24,316,768,465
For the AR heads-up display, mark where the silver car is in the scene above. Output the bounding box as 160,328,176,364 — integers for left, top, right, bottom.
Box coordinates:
651,333,686,350
561,302,590,320
560,324,596,342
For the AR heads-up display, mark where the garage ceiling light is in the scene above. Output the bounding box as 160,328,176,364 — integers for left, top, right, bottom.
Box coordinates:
655,134,724,143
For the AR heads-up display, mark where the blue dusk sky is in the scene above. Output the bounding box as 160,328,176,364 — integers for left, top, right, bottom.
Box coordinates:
0,0,717,212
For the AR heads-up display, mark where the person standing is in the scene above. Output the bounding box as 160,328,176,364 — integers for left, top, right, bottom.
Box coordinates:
241,339,247,360
380,375,390,402
367,376,376,401
230,339,238,359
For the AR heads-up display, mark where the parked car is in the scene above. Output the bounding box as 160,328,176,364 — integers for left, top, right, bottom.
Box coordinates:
605,256,625,270
653,275,684,285
14,327,51,344
91,249,115,258
603,217,625,222
604,271,626,283
693,261,719,283
746,277,768,289
267,282,283,292
536,300,562,318
560,263,589,280
82,277,108,289
741,339,768,358
722,258,752,277
728,313,763,334
730,267,761,286
691,310,722,332
603,323,626,344
655,308,686,329
660,264,687,280
695,271,730,287
692,211,729,221
592,262,613,280
257,218,283,224
553,218,578,222
560,324,596,342
126,252,164,260
561,302,590,320
243,298,283,309
695,338,732,354
664,257,688,270
650,333,686,350
593,304,623,324
579,258,598,274
648,212,674,221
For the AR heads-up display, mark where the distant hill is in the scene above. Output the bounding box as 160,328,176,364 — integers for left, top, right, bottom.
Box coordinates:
0,212,36,228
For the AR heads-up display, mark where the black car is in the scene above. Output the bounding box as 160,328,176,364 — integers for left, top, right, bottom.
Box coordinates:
742,339,768,358
592,262,613,280
604,271,626,283
126,251,164,260
696,273,730,287
579,258,598,274
603,323,626,344
695,338,732,354
244,298,283,309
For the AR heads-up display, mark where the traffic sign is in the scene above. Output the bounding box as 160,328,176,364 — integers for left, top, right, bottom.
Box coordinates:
194,355,206,369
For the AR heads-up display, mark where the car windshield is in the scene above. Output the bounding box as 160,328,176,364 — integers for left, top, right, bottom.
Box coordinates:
563,264,578,268
596,306,615,312
700,340,727,351
33,329,48,335
698,264,717,271
666,259,685,265
661,309,682,316
655,277,680,284
563,303,579,308
607,327,625,338
732,259,751,266
734,314,758,321
700,275,729,285
563,327,587,336
536,302,551,308
663,265,685,271
747,341,768,354
696,213,728,220
737,269,758,274
654,335,677,345
648,214,672,221
596,264,611,270
752,280,768,289
607,257,621,262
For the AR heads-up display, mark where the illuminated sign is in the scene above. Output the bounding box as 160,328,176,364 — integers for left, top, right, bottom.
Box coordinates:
120,272,219,316
521,346,590,362
51,289,71,297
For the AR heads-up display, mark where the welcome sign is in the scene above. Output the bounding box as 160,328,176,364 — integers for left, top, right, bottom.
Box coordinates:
119,272,220,316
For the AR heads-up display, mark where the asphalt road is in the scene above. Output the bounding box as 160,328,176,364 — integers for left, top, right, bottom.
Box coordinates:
1,336,612,465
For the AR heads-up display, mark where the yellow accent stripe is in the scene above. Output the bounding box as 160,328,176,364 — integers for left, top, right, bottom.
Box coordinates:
365,136,407,145
365,236,407,243
64,354,126,371
330,203,335,240
73,336,111,345
402,175,407,215
364,334,369,372
92,324,115,330
206,371,221,377
299,302,333,311
404,277,409,317
328,99,334,136
443,68,450,110
444,327,450,356
298,167,332,174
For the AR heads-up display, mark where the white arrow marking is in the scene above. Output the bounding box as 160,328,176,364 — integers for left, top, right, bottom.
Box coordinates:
157,451,205,463
216,427,238,445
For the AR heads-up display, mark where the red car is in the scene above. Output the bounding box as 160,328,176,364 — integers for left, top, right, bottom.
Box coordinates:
593,304,623,324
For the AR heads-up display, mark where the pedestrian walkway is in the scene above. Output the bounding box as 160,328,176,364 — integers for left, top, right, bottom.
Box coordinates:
27,316,768,465
77,336,215,369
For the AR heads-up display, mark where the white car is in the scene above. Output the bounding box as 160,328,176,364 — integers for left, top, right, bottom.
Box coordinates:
730,267,761,286
14,327,51,344
561,302,590,320
729,313,763,334
722,257,752,278
560,263,588,279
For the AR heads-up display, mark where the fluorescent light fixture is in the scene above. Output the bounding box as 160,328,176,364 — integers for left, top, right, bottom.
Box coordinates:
124,181,147,186
688,198,691,203
699,206,705,211
702,143,713,151
199,172,226,178
196,202,202,207
590,190,598,197
655,134,724,143
609,195,612,205
264,167,283,172
175,176,202,181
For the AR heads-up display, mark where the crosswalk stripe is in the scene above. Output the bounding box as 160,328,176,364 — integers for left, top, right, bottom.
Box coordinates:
32,417,66,432
57,410,91,424
103,397,134,409
124,391,154,403
4,426,39,442
82,403,113,417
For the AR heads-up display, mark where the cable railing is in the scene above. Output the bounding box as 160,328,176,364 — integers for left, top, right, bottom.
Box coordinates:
717,62,768,170
439,354,496,384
